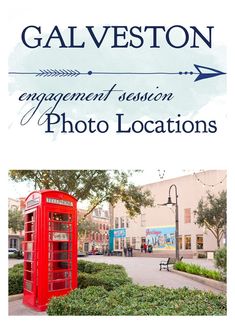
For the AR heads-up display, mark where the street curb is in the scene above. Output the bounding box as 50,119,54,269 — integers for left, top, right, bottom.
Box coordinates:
9,293,23,302
171,269,226,293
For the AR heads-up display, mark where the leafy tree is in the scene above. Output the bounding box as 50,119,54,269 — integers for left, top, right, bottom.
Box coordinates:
9,170,154,218
194,191,226,248
214,247,227,281
78,218,99,237
8,208,24,233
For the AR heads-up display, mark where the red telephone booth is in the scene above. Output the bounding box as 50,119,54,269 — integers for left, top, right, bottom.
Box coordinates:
23,190,78,311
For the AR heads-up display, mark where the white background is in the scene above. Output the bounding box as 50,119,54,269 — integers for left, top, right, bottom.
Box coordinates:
1,0,235,322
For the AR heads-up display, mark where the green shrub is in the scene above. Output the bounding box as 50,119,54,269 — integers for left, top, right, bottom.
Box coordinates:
83,261,107,273
47,286,109,316
214,247,227,281
8,263,24,295
77,259,87,272
8,260,131,295
47,284,226,316
174,261,224,281
8,253,18,259
78,260,124,273
78,261,132,290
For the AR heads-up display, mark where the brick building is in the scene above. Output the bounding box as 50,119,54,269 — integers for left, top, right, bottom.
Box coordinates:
78,207,110,254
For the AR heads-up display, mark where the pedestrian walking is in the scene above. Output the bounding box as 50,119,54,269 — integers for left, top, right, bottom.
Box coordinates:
127,246,133,257
143,243,147,253
140,243,144,253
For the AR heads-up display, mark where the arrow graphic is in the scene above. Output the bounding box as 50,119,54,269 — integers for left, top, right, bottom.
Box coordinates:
8,64,226,82
193,64,226,82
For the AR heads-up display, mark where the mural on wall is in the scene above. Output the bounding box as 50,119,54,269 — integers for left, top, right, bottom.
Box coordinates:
146,225,175,250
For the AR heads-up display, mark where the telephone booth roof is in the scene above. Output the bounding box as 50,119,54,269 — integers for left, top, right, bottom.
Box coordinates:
25,190,77,210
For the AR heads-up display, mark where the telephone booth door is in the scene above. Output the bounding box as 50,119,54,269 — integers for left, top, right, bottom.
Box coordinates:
46,207,77,295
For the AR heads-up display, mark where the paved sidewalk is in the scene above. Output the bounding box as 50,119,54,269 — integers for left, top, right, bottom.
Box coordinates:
9,255,222,316
9,299,46,316
8,259,24,268
87,255,220,292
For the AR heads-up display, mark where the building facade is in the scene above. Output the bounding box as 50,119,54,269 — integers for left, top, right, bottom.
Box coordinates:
8,197,25,250
8,195,110,254
78,207,110,254
111,170,226,258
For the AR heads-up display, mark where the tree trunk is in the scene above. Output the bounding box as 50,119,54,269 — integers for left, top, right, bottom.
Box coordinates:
217,236,220,248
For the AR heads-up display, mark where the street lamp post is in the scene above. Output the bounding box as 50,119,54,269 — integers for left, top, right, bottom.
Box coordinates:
159,184,179,260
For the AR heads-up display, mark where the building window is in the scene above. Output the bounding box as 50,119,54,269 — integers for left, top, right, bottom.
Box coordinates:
10,238,17,249
126,218,129,228
140,213,146,227
184,208,191,223
196,235,203,249
126,237,130,247
141,237,146,244
100,224,102,230
184,235,191,249
131,237,136,249
115,217,119,229
115,238,119,250
120,217,125,228
178,236,182,249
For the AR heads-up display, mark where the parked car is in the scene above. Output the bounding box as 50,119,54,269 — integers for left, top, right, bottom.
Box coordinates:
8,248,18,255
78,251,87,257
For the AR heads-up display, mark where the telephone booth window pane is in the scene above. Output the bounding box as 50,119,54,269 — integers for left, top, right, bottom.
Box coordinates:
25,281,32,292
49,222,71,231
58,242,72,250
49,213,71,222
25,242,33,252
25,262,33,271
25,213,34,223
49,232,72,241
48,271,71,280
48,251,72,260
48,261,72,270
25,233,34,241
48,242,72,252
25,271,32,281
25,252,33,261
58,261,71,269
25,222,34,232
48,280,71,291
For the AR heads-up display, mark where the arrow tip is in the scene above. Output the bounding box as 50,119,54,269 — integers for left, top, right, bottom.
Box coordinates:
194,64,226,82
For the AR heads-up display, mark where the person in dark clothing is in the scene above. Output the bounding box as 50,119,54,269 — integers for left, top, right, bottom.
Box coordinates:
140,243,144,252
127,246,133,257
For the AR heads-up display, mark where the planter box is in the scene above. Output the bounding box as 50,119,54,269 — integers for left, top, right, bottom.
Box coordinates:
171,269,226,293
